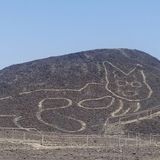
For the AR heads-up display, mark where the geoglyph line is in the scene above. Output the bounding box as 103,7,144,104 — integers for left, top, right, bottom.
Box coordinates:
22,94,93,133
14,116,31,131
0,59,159,133
111,100,131,117
77,96,115,110
104,61,140,76
106,103,160,126
121,111,160,125
134,102,141,112
14,116,40,133
38,98,72,110
118,108,131,117
37,97,86,133
19,83,104,96
0,115,16,117
111,100,123,117
0,83,103,101
141,70,153,98
0,96,12,101
115,104,160,118
0,115,39,132
36,111,86,133
103,61,153,102
118,48,130,58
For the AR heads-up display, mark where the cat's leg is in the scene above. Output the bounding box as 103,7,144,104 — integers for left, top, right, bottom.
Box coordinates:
117,102,143,125
133,102,141,112
111,100,131,117
111,100,142,117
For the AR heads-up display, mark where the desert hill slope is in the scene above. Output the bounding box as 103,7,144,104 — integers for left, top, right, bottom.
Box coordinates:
0,48,160,135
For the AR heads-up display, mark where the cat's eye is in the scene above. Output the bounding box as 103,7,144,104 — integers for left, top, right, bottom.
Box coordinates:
131,81,142,88
116,80,127,86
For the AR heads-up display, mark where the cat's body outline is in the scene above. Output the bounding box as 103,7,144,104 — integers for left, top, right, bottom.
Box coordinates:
0,60,157,134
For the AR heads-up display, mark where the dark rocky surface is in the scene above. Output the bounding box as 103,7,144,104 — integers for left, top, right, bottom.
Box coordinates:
0,48,160,135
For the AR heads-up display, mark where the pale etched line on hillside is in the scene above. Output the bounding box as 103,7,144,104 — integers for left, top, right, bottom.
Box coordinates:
0,60,153,104
0,115,39,132
13,116,31,131
0,83,104,100
0,96,12,101
14,116,41,133
141,70,153,98
111,100,123,117
109,104,160,125
0,82,104,133
121,111,160,125
134,102,141,112
118,48,130,58
0,127,38,131
114,104,160,119
19,83,104,95
36,111,86,133
0,115,16,117
77,96,115,110
117,108,131,117
38,98,72,110
103,61,153,102
103,61,139,76
111,100,131,117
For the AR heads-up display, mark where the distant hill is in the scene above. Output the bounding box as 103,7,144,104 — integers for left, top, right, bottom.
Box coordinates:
0,48,160,135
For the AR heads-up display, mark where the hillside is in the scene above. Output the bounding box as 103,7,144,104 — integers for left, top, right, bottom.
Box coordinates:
0,48,160,135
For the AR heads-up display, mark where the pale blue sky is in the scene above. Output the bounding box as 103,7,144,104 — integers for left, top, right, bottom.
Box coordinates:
0,0,160,69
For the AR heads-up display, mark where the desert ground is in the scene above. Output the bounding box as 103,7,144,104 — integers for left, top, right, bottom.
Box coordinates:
0,136,160,160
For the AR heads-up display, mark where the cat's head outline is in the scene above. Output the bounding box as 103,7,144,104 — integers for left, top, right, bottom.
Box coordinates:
103,61,153,101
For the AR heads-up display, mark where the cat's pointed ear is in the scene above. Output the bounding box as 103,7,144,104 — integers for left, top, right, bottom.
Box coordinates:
103,61,125,77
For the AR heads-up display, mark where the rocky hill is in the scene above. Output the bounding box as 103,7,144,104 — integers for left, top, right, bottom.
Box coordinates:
0,48,160,135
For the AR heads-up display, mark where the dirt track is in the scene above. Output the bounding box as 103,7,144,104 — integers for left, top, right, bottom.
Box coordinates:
0,141,160,160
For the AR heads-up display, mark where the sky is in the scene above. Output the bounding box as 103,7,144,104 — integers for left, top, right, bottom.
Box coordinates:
0,0,160,69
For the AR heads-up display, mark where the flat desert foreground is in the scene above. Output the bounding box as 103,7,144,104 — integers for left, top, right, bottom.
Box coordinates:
0,141,160,160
